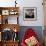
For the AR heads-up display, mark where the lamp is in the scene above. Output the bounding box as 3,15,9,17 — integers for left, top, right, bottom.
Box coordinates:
15,0,17,7
14,28,17,32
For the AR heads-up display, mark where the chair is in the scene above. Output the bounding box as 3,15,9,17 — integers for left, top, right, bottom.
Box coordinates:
21,28,41,46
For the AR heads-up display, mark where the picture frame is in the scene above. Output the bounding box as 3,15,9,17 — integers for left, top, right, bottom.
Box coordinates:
23,7,37,21
2,10,9,15
9,10,18,15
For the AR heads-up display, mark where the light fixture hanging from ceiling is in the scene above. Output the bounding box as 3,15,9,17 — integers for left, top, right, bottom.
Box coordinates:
15,0,17,7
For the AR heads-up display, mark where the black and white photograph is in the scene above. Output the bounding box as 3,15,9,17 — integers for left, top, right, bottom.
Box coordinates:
23,7,37,20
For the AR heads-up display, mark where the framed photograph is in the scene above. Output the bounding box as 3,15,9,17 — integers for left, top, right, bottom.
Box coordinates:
23,7,37,20
2,10,9,15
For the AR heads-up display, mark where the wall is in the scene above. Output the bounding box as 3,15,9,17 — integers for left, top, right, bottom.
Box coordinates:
8,16,17,24
0,0,44,44
0,0,44,26
18,0,44,26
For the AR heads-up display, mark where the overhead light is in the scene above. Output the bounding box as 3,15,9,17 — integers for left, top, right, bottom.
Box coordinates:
15,0,17,7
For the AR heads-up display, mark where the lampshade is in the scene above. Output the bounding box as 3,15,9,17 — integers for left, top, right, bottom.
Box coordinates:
13,28,17,32
15,0,18,7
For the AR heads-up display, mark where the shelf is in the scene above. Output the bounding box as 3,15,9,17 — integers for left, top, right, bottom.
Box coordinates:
0,7,19,16
0,24,19,32
0,7,19,46
1,41,19,46
2,40,19,43
0,7,19,24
